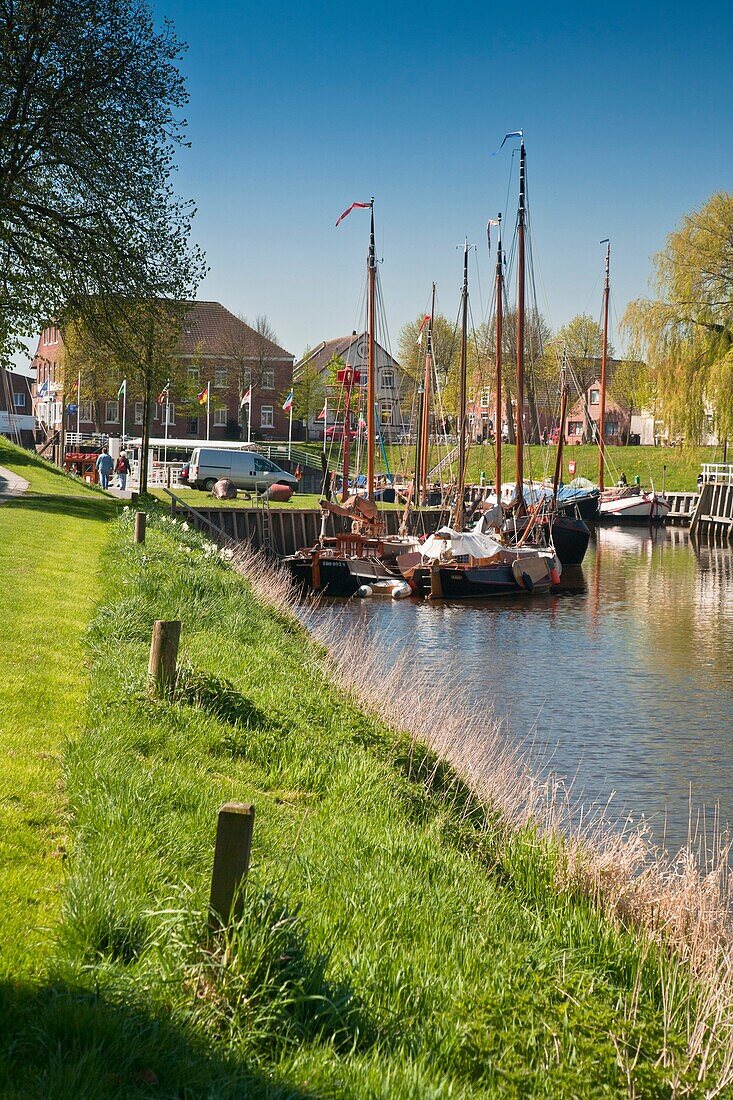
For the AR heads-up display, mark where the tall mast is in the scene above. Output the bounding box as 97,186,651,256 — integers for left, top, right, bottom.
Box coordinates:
494,214,503,503
553,350,569,499
598,239,611,491
515,138,526,512
454,239,469,530
419,283,436,504
366,198,376,499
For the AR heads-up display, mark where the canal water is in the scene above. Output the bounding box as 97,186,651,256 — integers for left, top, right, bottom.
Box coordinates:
313,527,733,856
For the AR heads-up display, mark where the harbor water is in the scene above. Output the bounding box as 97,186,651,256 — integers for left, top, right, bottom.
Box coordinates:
313,526,733,856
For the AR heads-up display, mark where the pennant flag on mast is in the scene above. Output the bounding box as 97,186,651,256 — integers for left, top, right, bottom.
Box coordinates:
116,379,126,399
335,201,370,227
157,381,171,405
240,386,252,407
486,218,500,250
492,129,523,155
197,386,208,405
282,390,293,413
416,313,431,346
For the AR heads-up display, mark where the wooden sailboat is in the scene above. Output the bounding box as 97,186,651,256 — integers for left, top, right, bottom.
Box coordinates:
283,200,418,596
398,224,560,599
595,241,671,524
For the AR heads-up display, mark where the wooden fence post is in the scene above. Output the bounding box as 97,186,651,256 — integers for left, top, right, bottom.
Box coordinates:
147,619,181,697
134,511,146,544
209,803,255,930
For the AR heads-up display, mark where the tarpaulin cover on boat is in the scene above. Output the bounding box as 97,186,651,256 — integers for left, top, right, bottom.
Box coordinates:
419,527,505,561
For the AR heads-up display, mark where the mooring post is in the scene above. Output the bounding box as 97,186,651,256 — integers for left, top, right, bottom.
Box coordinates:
134,510,146,544
147,619,181,697
209,802,255,930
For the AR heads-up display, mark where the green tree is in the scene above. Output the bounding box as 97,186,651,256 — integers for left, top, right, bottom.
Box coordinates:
623,191,733,443
398,313,461,428
475,308,552,444
0,0,204,361
292,347,325,430
546,315,614,441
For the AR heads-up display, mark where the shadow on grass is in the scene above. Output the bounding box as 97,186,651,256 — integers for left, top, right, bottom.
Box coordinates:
3,492,120,523
0,979,321,1099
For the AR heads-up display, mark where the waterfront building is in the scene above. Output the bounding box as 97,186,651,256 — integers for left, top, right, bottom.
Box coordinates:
0,366,35,447
31,302,295,446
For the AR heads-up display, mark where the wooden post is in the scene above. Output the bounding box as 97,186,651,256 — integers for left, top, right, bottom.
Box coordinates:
147,619,181,696
134,510,146,544
209,802,255,930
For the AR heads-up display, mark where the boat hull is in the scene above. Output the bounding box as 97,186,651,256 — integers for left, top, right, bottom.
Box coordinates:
598,493,671,524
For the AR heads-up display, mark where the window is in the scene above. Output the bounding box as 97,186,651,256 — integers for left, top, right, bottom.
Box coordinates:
134,401,144,425
480,387,491,409
214,367,228,388
79,400,93,422
380,368,394,390
187,364,200,382
379,401,393,426
261,368,275,389
162,403,175,426
105,400,120,423
13,392,26,409
242,368,251,387
568,420,583,435
213,407,227,427
590,388,600,405
260,405,274,428
188,416,199,433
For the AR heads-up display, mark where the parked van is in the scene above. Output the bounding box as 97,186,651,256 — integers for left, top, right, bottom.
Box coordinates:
188,448,298,493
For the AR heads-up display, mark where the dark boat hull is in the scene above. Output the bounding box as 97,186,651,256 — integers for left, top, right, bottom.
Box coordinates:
504,514,590,566
284,555,361,597
411,563,534,600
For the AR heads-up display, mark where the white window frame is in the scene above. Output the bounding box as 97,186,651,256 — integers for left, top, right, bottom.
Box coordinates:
214,367,228,388
480,387,491,409
187,364,200,382
79,400,93,423
380,368,394,390
379,401,393,426
105,400,120,424
134,401,144,425
590,389,600,405
261,368,275,389
213,407,227,427
260,405,274,428
12,392,26,409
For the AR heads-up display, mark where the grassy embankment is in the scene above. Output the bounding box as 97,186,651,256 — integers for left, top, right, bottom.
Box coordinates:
0,440,118,978
2,444,732,1094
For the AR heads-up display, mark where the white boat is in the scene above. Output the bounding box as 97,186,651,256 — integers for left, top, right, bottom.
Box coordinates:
598,486,671,523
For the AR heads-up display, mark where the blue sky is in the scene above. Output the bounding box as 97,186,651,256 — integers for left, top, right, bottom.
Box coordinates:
154,0,733,360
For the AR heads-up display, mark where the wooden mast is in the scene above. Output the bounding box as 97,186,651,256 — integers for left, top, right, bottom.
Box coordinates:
553,350,569,499
598,239,611,491
494,214,503,504
514,138,526,514
366,198,376,499
453,239,469,530
419,283,436,504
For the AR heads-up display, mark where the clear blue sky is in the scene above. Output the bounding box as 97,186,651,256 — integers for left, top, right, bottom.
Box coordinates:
155,0,732,360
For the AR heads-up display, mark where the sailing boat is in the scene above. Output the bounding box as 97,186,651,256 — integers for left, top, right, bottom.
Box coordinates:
397,227,560,599
283,200,418,596
594,241,671,524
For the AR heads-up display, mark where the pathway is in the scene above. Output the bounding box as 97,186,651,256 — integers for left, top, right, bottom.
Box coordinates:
0,464,29,502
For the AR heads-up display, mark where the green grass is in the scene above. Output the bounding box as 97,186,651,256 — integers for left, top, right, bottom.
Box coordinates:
299,441,725,491
0,498,720,1095
0,440,118,979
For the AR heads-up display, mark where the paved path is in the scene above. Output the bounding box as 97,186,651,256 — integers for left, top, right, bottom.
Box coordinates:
0,464,29,503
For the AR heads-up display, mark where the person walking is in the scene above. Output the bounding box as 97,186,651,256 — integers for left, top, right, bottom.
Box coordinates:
96,447,114,489
115,451,131,490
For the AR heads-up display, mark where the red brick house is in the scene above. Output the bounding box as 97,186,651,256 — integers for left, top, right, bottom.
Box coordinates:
565,379,630,445
32,302,295,444
0,367,35,446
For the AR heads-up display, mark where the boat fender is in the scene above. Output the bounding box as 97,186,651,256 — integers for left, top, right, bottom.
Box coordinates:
392,582,411,600
522,572,534,592
357,585,373,598
550,566,561,585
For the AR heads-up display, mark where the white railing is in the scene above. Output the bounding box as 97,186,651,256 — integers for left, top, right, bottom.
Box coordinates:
130,461,187,488
701,464,733,486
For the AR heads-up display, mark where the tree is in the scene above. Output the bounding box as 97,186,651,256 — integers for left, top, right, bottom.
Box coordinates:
623,192,733,443
214,313,280,429
0,0,204,361
292,347,325,429
546,315,614,441
475,308,552,444
398,313,461,427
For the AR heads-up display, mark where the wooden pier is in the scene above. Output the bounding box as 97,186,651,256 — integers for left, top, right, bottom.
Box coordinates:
690,466,733,541
666,491,698,524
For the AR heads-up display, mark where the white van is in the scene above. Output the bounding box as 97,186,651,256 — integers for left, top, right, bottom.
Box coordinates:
188,448,298,493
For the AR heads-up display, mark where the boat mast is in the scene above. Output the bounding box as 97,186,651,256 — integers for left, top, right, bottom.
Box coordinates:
494,214,503,504
453,239,469,530
553,350,569,500
367,198,376,499
419,283,436,504
598,239,611,491
515,138,526,513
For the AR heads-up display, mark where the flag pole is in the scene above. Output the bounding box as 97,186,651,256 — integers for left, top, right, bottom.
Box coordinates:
164,389,169,470
76,370,81,436
206,380,211,440
247,389,252,444
121,378,126,444
288,402,293,459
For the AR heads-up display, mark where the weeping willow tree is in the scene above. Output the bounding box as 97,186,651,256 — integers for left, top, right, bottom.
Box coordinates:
623,192,733,443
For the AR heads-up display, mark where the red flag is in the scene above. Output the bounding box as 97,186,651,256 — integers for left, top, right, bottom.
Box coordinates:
335,201,370,228
417,314,431,346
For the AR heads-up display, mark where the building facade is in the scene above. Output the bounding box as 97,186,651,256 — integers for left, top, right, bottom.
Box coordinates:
32,302,295,444
0,367,35,446
295,333,408,443
565,379,631,445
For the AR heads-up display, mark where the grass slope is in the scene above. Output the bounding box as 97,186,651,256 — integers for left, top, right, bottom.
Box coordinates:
0,505,714,1096
0,440,117,979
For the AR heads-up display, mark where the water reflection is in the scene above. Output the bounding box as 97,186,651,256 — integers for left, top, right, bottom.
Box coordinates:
312,527,733,855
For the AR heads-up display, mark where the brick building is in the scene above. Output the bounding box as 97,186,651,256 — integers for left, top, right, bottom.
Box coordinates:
0,367,35,446
32,302,295,444
565,379,630,445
